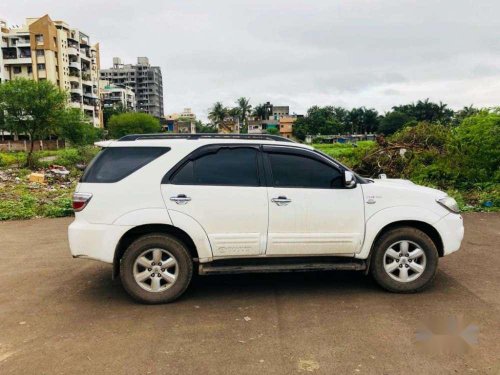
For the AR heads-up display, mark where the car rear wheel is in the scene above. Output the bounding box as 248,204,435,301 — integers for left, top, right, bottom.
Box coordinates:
120,234,193,304
370,227,438,293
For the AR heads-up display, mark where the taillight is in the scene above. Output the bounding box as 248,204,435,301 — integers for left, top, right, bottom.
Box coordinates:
72,192,93,212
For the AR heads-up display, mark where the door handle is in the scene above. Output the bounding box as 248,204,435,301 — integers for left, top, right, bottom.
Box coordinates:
271,196,292,206
170,194,191,205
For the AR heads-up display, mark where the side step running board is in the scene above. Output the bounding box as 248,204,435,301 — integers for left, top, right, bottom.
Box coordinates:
199,259,366,275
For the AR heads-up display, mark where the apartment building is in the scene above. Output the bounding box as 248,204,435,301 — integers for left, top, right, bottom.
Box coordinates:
0,15,102,127
100,57,164,119
100,81,136,111
0,19,7,83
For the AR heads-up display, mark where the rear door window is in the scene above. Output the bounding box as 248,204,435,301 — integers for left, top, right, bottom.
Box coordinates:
81,147,169,183
170,147,260,186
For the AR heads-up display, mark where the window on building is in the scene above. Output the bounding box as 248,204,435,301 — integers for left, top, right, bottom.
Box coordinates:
28,66,33,74
13,66,22,74
37,64,46,71
171,147,260,186
267,152,343,189
36,49,44,56
35,34,44,43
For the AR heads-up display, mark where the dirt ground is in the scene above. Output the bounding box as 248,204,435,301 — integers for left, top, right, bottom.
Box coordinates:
0,213,499,374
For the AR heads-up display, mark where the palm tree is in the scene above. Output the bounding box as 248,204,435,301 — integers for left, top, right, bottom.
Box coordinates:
208,102,228,126
253,103,268,120
236,97,252,127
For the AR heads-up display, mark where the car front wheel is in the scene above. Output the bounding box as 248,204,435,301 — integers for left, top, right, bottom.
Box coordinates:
370,227,439,293
120,234,193,304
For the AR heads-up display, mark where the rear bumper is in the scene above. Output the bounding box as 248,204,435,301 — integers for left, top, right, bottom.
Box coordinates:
434,213,464,256
68,219,132,264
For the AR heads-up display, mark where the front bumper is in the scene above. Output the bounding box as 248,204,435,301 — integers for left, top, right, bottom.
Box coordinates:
434,213,464,256
68,219,132,264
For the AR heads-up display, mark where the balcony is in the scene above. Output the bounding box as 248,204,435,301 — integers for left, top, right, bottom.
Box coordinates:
18,48,31,58
4,57,32,65
69,75,80,83
70,87,82,95
16,40,31,48
67,47,79,56
69,61,80,70
2,47,17,59
83,92,98,99
81,73,92,83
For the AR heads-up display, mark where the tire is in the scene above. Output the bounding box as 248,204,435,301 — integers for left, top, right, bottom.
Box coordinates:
120,233,193,304
370,227,438,293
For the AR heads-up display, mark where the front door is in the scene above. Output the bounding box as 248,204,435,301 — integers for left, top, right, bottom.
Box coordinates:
161,145,268,257
263,146,365,255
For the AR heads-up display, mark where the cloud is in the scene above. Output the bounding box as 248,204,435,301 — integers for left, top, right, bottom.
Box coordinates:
1,0,499,120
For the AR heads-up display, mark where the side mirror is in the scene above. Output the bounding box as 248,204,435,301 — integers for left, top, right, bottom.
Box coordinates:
344,171,357,189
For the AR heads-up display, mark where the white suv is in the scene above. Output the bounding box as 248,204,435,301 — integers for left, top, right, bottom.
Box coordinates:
68,134,464,304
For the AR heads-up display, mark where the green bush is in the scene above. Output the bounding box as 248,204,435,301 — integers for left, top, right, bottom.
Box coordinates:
0,194,37,220
42,197,73,218
0,152,26,167
53,146,99,169
448,111,500,184
108,112,161,139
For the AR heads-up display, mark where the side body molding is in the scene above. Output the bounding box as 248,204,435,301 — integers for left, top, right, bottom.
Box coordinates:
356,206,442,259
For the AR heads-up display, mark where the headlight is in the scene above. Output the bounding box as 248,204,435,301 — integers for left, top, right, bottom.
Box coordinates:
436,196,460,213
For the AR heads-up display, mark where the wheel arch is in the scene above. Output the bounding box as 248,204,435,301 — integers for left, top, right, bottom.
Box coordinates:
113,224,199,279
370,220,444,258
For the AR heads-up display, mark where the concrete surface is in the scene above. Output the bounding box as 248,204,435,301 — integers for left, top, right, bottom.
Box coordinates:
0,213,499,374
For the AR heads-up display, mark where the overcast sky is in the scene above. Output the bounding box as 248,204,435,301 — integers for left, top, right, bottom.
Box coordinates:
1,0,499,120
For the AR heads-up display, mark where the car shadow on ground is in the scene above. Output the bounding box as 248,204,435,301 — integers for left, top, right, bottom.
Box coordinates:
73,266,415,306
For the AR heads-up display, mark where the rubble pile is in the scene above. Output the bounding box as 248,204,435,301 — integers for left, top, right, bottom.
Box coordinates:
25,165,74,191
355,134,446,178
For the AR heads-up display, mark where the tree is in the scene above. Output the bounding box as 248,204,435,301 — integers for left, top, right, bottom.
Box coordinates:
348,107,380,134
252,103,268,120
266,127,280,135
449,111,500,183
378,111,414,135
236,97,252,128
58,108,101,146
103,102,127,128
392,99,454,124
292,106,343,141
0,107,6,141
452,105,479,126
208,102,228,126
0,79,67,167
195,120,217,133
107,112,161,139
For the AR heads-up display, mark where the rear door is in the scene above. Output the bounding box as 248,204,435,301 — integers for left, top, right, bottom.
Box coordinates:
263,146,365,255
161,144,269,257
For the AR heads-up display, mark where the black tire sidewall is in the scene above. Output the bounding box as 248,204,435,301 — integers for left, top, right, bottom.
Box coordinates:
370,227,438,293
120,234,193,304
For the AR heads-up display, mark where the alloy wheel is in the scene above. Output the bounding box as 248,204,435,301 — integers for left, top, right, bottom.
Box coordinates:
383,240,427,283
133,248,179,292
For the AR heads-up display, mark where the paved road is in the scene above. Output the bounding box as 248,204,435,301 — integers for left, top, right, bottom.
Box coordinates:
0,213,499,374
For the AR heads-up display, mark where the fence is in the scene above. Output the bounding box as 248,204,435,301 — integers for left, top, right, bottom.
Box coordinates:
0,140,65,152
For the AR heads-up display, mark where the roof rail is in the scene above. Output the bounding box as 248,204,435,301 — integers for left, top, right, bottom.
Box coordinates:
118,133,295,143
